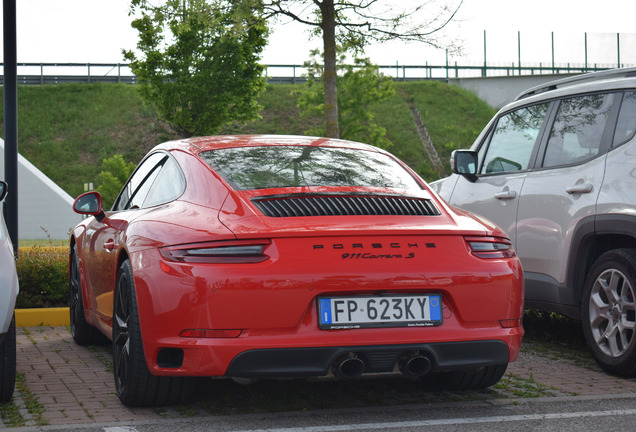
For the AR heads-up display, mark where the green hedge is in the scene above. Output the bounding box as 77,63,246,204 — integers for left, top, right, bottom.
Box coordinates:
15,246,68,308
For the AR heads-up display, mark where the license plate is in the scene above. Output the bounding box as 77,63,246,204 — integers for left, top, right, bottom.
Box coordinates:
318,294,442,329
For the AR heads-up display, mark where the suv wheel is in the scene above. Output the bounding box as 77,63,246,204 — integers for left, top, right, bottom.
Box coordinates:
582,249,636,376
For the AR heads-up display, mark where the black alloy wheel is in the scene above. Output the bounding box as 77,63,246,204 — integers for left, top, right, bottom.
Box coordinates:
113,259,190,407
69,245,107,345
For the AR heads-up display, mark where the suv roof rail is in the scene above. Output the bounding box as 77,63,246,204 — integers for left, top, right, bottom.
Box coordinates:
515,67,636,101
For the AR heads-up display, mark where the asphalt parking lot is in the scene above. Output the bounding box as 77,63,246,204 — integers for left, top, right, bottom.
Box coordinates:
4,326,636,428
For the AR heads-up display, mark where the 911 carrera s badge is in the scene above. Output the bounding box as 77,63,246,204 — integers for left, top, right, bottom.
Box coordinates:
341,252,415,259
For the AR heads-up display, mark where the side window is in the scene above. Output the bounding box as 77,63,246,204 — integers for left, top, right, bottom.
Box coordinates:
613,91,636,147
543,93,614,168
127,165,162,209
480,103,550,174
142,157,185,208
113,153,166,211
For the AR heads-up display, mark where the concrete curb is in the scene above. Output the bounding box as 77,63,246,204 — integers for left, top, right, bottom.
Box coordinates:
15,307,70,327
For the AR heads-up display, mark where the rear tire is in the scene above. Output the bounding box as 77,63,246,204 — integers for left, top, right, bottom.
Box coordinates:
113,259,190,407
0,315,16,402
419,363,508,391
582,249,636,377
69,245,108,346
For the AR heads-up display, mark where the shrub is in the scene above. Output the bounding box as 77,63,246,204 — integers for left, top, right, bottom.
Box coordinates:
97,154,136,210
15,246,68,308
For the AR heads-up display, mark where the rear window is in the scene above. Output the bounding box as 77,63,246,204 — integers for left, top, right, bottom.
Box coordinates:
199,146,422,191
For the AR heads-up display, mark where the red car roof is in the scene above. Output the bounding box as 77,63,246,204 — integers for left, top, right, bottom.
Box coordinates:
154,135,389,155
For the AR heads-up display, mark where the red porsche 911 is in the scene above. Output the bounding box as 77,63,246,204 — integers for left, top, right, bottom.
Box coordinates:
70,135,523,407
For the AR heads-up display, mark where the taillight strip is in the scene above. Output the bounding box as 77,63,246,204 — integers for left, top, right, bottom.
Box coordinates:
465,236,516,259
160,240,271,264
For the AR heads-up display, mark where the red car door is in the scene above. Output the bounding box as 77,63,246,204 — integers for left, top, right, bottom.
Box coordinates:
81,152,168,324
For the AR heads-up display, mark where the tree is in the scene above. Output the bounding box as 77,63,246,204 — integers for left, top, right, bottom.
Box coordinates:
298,48,394,149
262,0,463,138
97,155,136,209
124,0,268,137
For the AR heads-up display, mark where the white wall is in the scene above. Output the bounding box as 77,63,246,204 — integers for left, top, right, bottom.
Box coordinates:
449,74,578,108
0,139,81,240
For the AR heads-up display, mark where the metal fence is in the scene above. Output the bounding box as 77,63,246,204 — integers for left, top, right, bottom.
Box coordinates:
0,61,629,86
475,31,636,75
0,63,137,85
0,31,633,85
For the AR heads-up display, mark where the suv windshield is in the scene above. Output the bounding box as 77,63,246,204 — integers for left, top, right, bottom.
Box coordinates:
200,146,422,191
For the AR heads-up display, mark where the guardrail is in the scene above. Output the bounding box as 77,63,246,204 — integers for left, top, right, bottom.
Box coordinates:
0,62,629,85
0,63,137,85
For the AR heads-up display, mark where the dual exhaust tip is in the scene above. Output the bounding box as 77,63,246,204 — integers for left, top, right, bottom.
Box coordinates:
331,352,433,379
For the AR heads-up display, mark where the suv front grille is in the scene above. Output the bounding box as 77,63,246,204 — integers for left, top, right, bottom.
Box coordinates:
251,195,440,217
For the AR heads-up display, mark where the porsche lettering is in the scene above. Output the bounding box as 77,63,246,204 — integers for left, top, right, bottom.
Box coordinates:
313,242,420,250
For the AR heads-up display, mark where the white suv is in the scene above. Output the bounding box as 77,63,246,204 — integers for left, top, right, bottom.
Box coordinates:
0,180,17,401
432,68,636,376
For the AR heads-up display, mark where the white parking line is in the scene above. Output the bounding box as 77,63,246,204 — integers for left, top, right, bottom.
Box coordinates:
238,408,636,431
103,427,139,432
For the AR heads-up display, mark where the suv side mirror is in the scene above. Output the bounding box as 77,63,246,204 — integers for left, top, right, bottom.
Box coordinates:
73,191,105,222
451,150,478,183
0,181,7,202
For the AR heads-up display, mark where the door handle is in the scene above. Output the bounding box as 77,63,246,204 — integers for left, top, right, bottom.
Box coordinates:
103,240,116,251
494,190,517,200
565,183,593,194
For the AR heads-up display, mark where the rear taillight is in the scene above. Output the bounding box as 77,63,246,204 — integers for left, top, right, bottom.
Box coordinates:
465,236,515,259
160,240,270,263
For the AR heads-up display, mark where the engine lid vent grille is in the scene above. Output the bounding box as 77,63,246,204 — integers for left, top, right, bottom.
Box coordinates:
252,195,440,217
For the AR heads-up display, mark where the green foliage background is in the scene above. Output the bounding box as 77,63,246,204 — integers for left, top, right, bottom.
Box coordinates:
97,154,137,209
125,0,268,137
297,51,395,149
0,80,494,197
0,83,175,199
15,247,68,308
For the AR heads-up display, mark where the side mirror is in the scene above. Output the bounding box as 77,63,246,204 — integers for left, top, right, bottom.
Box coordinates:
451,150,478,183
0,181,7,202
73,191,105,222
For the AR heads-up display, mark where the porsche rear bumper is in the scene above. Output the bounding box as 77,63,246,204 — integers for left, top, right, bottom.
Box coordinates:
223,340,510,378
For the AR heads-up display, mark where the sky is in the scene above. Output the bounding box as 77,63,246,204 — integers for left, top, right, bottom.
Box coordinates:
1,0,635,70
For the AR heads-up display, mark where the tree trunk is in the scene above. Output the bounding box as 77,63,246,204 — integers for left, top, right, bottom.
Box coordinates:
319,0,339,138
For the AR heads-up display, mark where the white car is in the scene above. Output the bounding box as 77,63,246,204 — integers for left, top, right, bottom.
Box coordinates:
0,180,18,401
432,68,636,377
